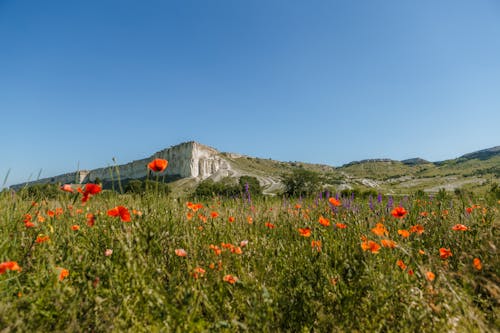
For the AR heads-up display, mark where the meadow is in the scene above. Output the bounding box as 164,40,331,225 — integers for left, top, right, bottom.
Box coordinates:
0,163,499,332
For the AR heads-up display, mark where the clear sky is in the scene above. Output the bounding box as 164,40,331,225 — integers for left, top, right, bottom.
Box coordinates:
1,0,499,188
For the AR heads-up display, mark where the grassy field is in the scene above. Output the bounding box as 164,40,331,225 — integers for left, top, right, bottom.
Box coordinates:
0,182,499,332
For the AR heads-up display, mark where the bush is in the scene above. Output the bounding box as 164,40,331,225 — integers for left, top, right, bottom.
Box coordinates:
17,183,62,200
281,169,320,197
239,176,262,197
124,179,171,195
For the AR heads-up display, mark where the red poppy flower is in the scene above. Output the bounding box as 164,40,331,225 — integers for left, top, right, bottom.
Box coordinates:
0,261,21,274
107,206,131,222
396,260,407,270
148,158,168,172
391,206,407,218
58,268,69,281
409,224,424,235
265,222,276,229
439,248,452,259
426,271,435,281
473,258,482,271
361,240,381,253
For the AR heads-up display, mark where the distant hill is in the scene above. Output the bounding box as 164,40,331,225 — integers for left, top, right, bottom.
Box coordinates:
11,143,500,195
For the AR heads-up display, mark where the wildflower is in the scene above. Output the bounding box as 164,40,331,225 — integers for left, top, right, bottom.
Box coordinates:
36,235,50,243
132,209,143,216
451,224,468,231
25,221,35,228
409,224,424,235
0,261,21,274
391,206,407,218
473,258,482,270
87,213,96,227
175,249,187,257
426,271,435,281
148,158,168,172
82,183,102,203
107,206,131,222
228,216,235,223
371,223,388,236
396,260,407,270
210,211,219,218
407,269,414,276
298,227,311,237
336,223,347,229
419,249,426,255
311,240,322,252
71,225,80,231
58,268,69,281
209,244,222,256
37,215,45,223
419,211,428,217
60,184,74,193
439,248,452,259
47,210,55,217
223,274,238,284
397,229,410,238
318,215,330,227
361,240,381,254
104,249,113,257
466,207,473,214
265,222,276,229
247,216,253,224
231,246,242,254
329,197,341,207
381,239,397,248
294,204,302,209
240,240,249,247
193,267,206,279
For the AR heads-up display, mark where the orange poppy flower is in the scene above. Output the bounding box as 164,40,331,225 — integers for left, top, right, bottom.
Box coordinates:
451,224,468,231
247,216,253,224
47,210,55,217
396,260,407,270
87,213,96,227
381,239,397,248
223,274,238,284
175,249,187,257
465,207,473,214
37,215,45,223
397,229,410,238
294,203,302,209
418,249,426,255
361,240,381,254
329,197,341,207
148,158,168,172
209,244,222,256
107,206,131,222
231,246,242,254
198,214,207,223
298,227,312,237
192,267,206,279
228,216,235,223
0,261,21,274
24,221,35,228
371,223,388,237
426,271,435,281
391,206,407,218
409,224,424,235
311,240,322,252
58,268,69,281
318,215,330,227
439,248,452,259
265,222,276,229
210,211,219,218
336,223,347,229
473,258,482,271
419,211,428,217
36,235,50,243
71,225,80,231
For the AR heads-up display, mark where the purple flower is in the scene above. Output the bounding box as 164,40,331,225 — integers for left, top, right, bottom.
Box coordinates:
377,192,382,204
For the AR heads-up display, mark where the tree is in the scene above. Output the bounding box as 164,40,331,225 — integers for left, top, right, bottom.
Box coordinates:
239,176,262,197
281,169,320,197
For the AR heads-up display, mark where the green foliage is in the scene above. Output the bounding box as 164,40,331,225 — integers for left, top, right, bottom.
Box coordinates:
193,179,239,198
282,169,320,197
0,185,498,331
124,179,171,195
17,183,63,200
238,176,262,197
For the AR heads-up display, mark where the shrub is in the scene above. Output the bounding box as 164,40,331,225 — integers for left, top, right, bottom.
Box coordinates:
281,169,320,197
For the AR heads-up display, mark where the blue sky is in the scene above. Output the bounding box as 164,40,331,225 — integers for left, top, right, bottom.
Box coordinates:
1,0,499,187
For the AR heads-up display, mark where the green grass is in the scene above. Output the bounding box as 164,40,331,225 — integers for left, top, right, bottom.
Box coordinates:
0,188,499,332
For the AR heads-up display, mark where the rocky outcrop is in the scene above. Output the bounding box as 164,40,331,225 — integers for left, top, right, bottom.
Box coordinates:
11,142,233,189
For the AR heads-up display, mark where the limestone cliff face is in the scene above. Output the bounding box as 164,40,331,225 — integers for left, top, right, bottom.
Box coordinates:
12,142,232,188
85,142,232,182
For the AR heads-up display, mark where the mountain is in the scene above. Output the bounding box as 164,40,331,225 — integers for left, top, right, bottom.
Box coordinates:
10,142,500,195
